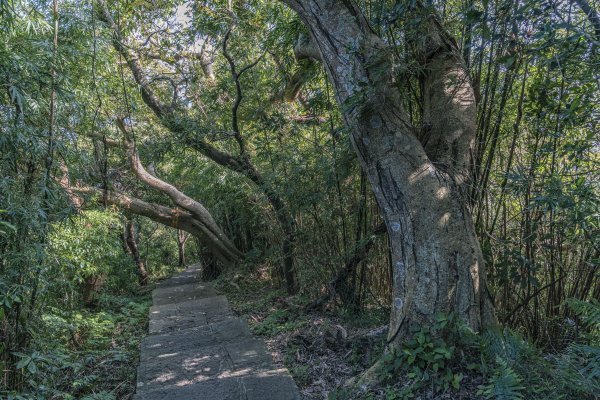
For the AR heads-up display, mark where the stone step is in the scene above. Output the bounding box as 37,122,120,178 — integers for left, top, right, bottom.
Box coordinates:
133,371,300,400
136,338,274,394
140,318,252,362
156,270,201,288
149,296,232,334
152,283,218,306
136,268,301,400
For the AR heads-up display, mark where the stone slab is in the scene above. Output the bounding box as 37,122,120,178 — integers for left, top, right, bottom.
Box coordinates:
149,296,232,334
156,271,201,288
150,295,230,315
136,338,273,394
153,283,218,306
135,273,301,399
133,370,301,400
133,375,243,400
140,318,251,362
243,372,302,400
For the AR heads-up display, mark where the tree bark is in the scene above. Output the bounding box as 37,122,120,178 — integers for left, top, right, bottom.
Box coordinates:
177,230,189,267
123,217,149,285
282,0,496,347
116,119,244,263
66,184,238,267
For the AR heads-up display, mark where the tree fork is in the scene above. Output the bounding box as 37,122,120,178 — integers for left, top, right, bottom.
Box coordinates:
282,0,497,352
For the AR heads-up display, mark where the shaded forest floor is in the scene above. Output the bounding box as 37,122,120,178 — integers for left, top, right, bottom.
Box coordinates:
212,267,482,400
21,290,152,399
212,267,599,400
212,266,387,399
13,264,598,400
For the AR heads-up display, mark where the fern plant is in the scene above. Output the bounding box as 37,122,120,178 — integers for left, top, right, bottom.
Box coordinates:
566,298,600,340
551,299,600,397
478,357,525,400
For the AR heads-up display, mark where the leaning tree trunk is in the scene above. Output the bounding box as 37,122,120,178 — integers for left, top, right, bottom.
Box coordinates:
177,230,189,267
283,0,496,347
123,218,149,285
60,131,244,268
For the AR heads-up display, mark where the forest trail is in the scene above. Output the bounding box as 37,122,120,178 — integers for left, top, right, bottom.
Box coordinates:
134,264,301,399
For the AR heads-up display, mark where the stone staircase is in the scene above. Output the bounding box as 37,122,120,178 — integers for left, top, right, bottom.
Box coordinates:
134,265,301,399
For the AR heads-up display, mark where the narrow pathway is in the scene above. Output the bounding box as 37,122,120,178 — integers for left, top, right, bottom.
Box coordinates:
134,264,301,399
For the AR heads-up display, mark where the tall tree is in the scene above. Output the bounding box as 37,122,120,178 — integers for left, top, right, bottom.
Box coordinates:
281,0,497,350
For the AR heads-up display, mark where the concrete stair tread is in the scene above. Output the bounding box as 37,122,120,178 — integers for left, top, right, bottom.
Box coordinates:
152,283,218,306
156,272,201,288
136,338,274,394
149,296,232,334
150,295,230,314
140,318,252,362
133,371,300,400
135,267,301,399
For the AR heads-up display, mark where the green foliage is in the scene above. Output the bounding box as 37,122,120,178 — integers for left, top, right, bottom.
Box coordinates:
0,0,599,397
252,308,307,336
478,357,524,400
567,299,600,335
2,292,151,399
48,210,127,286
380,314,463,393
547,299,600,398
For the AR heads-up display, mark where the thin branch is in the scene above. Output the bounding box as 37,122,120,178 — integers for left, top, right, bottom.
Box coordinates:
97,0,172,117
222,28,265,156
223,28,247,155
305,223,386,311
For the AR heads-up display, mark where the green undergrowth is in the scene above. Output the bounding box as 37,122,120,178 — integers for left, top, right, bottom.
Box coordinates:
212,268,310,336
213,268,388,337
4,291,151,400
330,301,600,400
215,270,600,399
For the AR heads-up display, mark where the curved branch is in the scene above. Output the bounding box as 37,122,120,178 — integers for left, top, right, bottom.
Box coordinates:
222,28,246,155
222,29,264,156
97,0,172,117
115,118,244,261
574,0,600,41
294,33,322,62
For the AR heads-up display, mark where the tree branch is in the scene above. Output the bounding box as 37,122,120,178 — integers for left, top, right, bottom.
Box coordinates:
115,118,244,260
97,0,173,117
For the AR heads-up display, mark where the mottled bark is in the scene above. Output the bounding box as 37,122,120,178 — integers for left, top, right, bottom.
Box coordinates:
282,0,496,347
177,230,189,267
75,186,238,266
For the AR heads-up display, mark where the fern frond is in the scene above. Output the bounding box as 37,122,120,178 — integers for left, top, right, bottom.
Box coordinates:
478,357,525,400
566,298,600,330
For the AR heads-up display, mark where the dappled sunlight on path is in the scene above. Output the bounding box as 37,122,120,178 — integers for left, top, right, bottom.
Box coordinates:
134,264,300,399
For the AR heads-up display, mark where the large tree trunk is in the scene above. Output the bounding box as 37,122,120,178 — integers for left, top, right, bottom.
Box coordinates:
282,0,496,346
